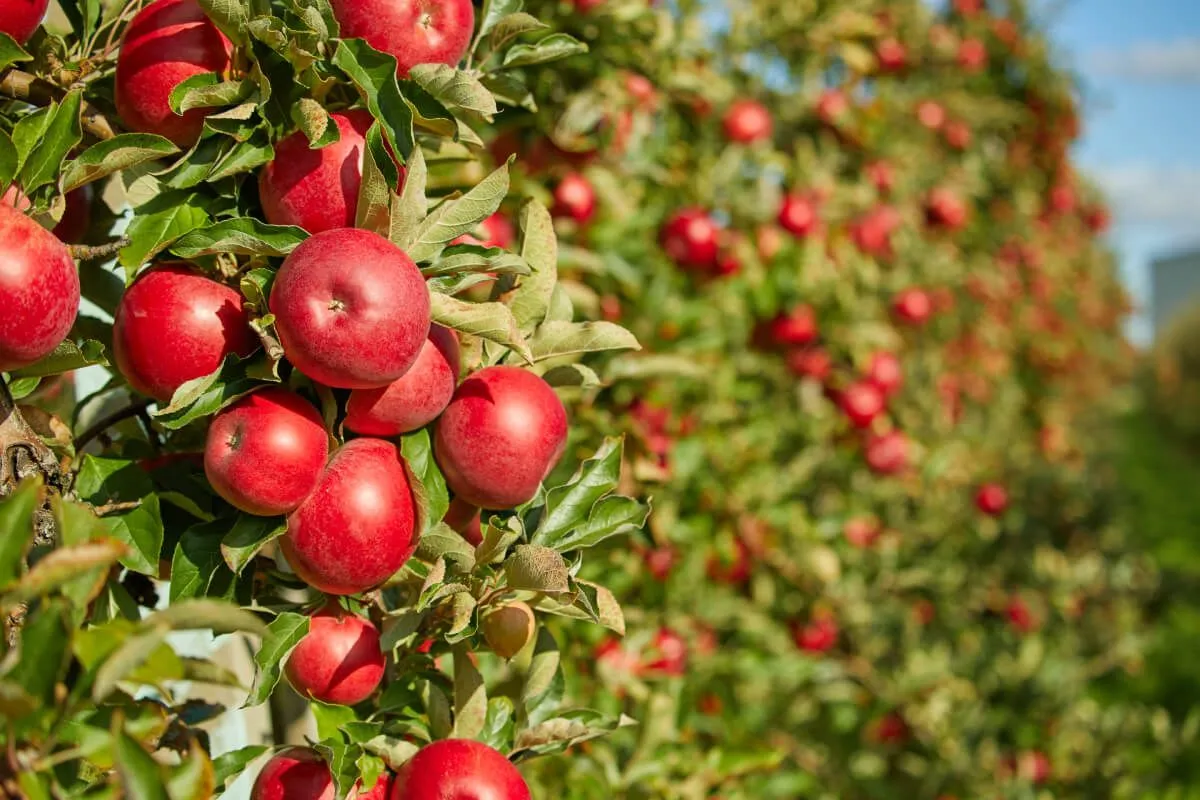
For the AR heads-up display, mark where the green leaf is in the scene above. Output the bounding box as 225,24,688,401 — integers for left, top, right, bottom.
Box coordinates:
541,363,601,389
213,745,271,792
0,131,17,190
292,98,341,148
221,515,287,574
2,539,126,605
509,200,558,331
246,612,309,706
512,710,636,759
114,730,170,800
504,545,569,593
10,339,108,378
571,579,625,635
521,627,562,726
62,133,179,192
355,123,394,235
474,516,522,566
313,700,357,741
390,145,427,247
414,523,475,573
476,0,523,42
501,33,588,68
195,0,251,44
119,192,210,276
8,600,70,709
170,519,237,603
406,161,511,263
166,741,216,800
363,735,420,771
153,355,278,431
425,681,452,739
430,293,531,363
170,218,308,259
487,12,548,48
0,680,36,720
480,73,537,111
0,32,32,72
332,39,415,159
480,696,516,752
400,428,449,532
0,478,40,588
424,247,529,277
523,321,640,363
169,74,253,114
10,107,53,172
147,599,267,636
531,437,621,549
408,65,499,119
20,90,84,193
452,644,487,738
74,456,164,575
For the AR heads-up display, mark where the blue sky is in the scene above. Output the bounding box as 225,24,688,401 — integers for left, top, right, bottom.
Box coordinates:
1035,0,1200,343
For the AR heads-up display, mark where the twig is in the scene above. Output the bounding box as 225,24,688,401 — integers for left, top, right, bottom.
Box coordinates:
0,69,117,140
74,399,153,452
68,237,130,262
91,500,142,516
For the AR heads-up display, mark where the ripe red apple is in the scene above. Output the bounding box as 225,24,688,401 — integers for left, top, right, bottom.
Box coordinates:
0,0,49,44
916,100,945,130
876,37,907,72
843,516,880,548
270,228,430,389
390,739,531,800
839,381,885,429
660,208,720,271
1006,596,1037,633
0,203,80,373
714,251,741,277
786,347,832,382
755,305,818,349
434,366,568,509
816,89,849,125
352,776,394,800
113,263,257,402
115,0,233,147
644,545,676,581
866,351,903,396
204,388,329,516
443,496,483,546
285,605,385,705
451,212,514,249
925,187,969,230
975,483,1008,516
552,172,596,223
892,288,933,326
259,110,378,234
851,205,901,257
571,0,605,11
722,100,773,143
53,186,94,244
870,713,909,744
282,438,418,595
642,627,688,676
251,749,333,800
706,538,751,584
865,431,909,475
944,120,972,150
953,0,983,14
793,614,838,653
328,0,474,78
1016,751,1052,784
625,72,657,108
481,601,536,659
777,193,820,238
958,38,988,72
757,225,783,261
865,161,894,194
345,325,459,436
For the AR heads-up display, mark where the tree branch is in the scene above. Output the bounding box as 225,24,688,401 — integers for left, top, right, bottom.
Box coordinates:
74,398,153,452
69,237,130,262
0,69,117,141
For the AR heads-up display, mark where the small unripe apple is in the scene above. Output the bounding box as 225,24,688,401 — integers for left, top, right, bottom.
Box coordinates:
0,204,79,373
285,605,385,705
975,483,1008,516
270,228,430,389
113,263,257,402
251,749,333,800
552,173,596,223
0,0,49,44
345,326,460,436
434,366,568,509
204,388,329,516
481,601,536,659
443,496,483,546
259,110,379,234
722,100,772,143
866,351,903,396
865,431,909,475
642,627,688,676
328,0,474,78
839,382,885,429
282,438,418,595
390,739,531,800
659,208,720,272
115,0,233,147
777,193,820,238
892,288,933,326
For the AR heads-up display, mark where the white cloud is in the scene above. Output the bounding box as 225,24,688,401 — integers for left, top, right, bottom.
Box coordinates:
1086,38,1200,83
1092,164,1200,228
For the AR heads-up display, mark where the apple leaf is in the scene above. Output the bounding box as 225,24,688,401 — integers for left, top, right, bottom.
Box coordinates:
221,514,286,575
0,131,17,190
521,627,563,727
509,200,558,331
20,90,83,194
423,246,530,277
213,745,272,793
153,354,280,431
170,520,239,603
476,0,524,44
511,710,636,760
333,38,415,159
452,644,487,738
170,218,307,259
479,697,517,753
408,65,499,120
522,321,641,363
429,292,532,364
405,160,512,264
355,123,394,235
246,612,309,707
500,33,588,69
0,32,32,73
390,144,427,247
74,456,164,576
0,478,41,591
119,191,211,278
62,133,179,192
168,74,254,115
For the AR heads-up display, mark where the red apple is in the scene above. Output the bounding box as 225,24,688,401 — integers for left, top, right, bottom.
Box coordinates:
204,388,329,516
1016,751,1052,784
958,38,988,72
115,0,233,147
660,208,720,271
390,740,531,800
0,203,79,373
259,110,382,234
0,0,49,44
777,193,820,238
916,100,945,130
706,538,751,584
839,381,885,429
451,212,514,249
844,516,880,548
1006,596,1037,633
944,120,972,150
328,0,474,78
786,347,832,381
282,438,418,595
645,545,676,581
2,184,92,244
892,288,932,325
572,0,605,11
434,366,568,509
877,38,907,72
352,776,394,800
793,614,838,653
870,713,909,744
113,263,257,402
755,305,818,349
975,483,1008,516
642,627,688,676
865,161,894,194
865,431,909,475
552,172,596,223
925,187,969,230
285,605,385,705
252,750,333,800
345,325,459,436
866,352,903,396
270,228,430,389
851,205,901,257
625,72,657,108
816,89,849,125
443,496,483,546
722,100,773,143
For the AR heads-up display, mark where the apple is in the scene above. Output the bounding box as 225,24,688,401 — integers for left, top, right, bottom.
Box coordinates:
0,0,49,44
1006,596,1037,633
892,288,932,325
865,431,909,475
958,38,988,72
876,38,907,72
282,438,418,595
866,351,903,396
552,172,596,223
624,72,657,108
113,263,257,402
706,538,751,584
843,516,880,548
352,776,394,800
443,496,483,546
793,614,838,653
434,366,568,509
270,228,430,389
755,305,818,349
870,713,909,744
53,186,94,244
916,100,945,130
777,193,820,238
757,225,784,261
345,325,459,436
1016,751,1052,784
642,627,688,676
944,120,972,150
644,545,676,581
816,89,849,125
722,100,773,143
451,212,514,249
865,161,894,194
328,0,474,78
851,205,901,257
925,187,969,229
251,749,333,800
975,483,1008,516
953,0,983,14
660,208,720,271
115,0,233,147
285,605,385,705
786,347,832,382
390,739,531,800
259,110,382,234
839,382,885,429
0,204,80,373
572,0,605,11
204,388,329,516
713,251,741,277
481,601,536,659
